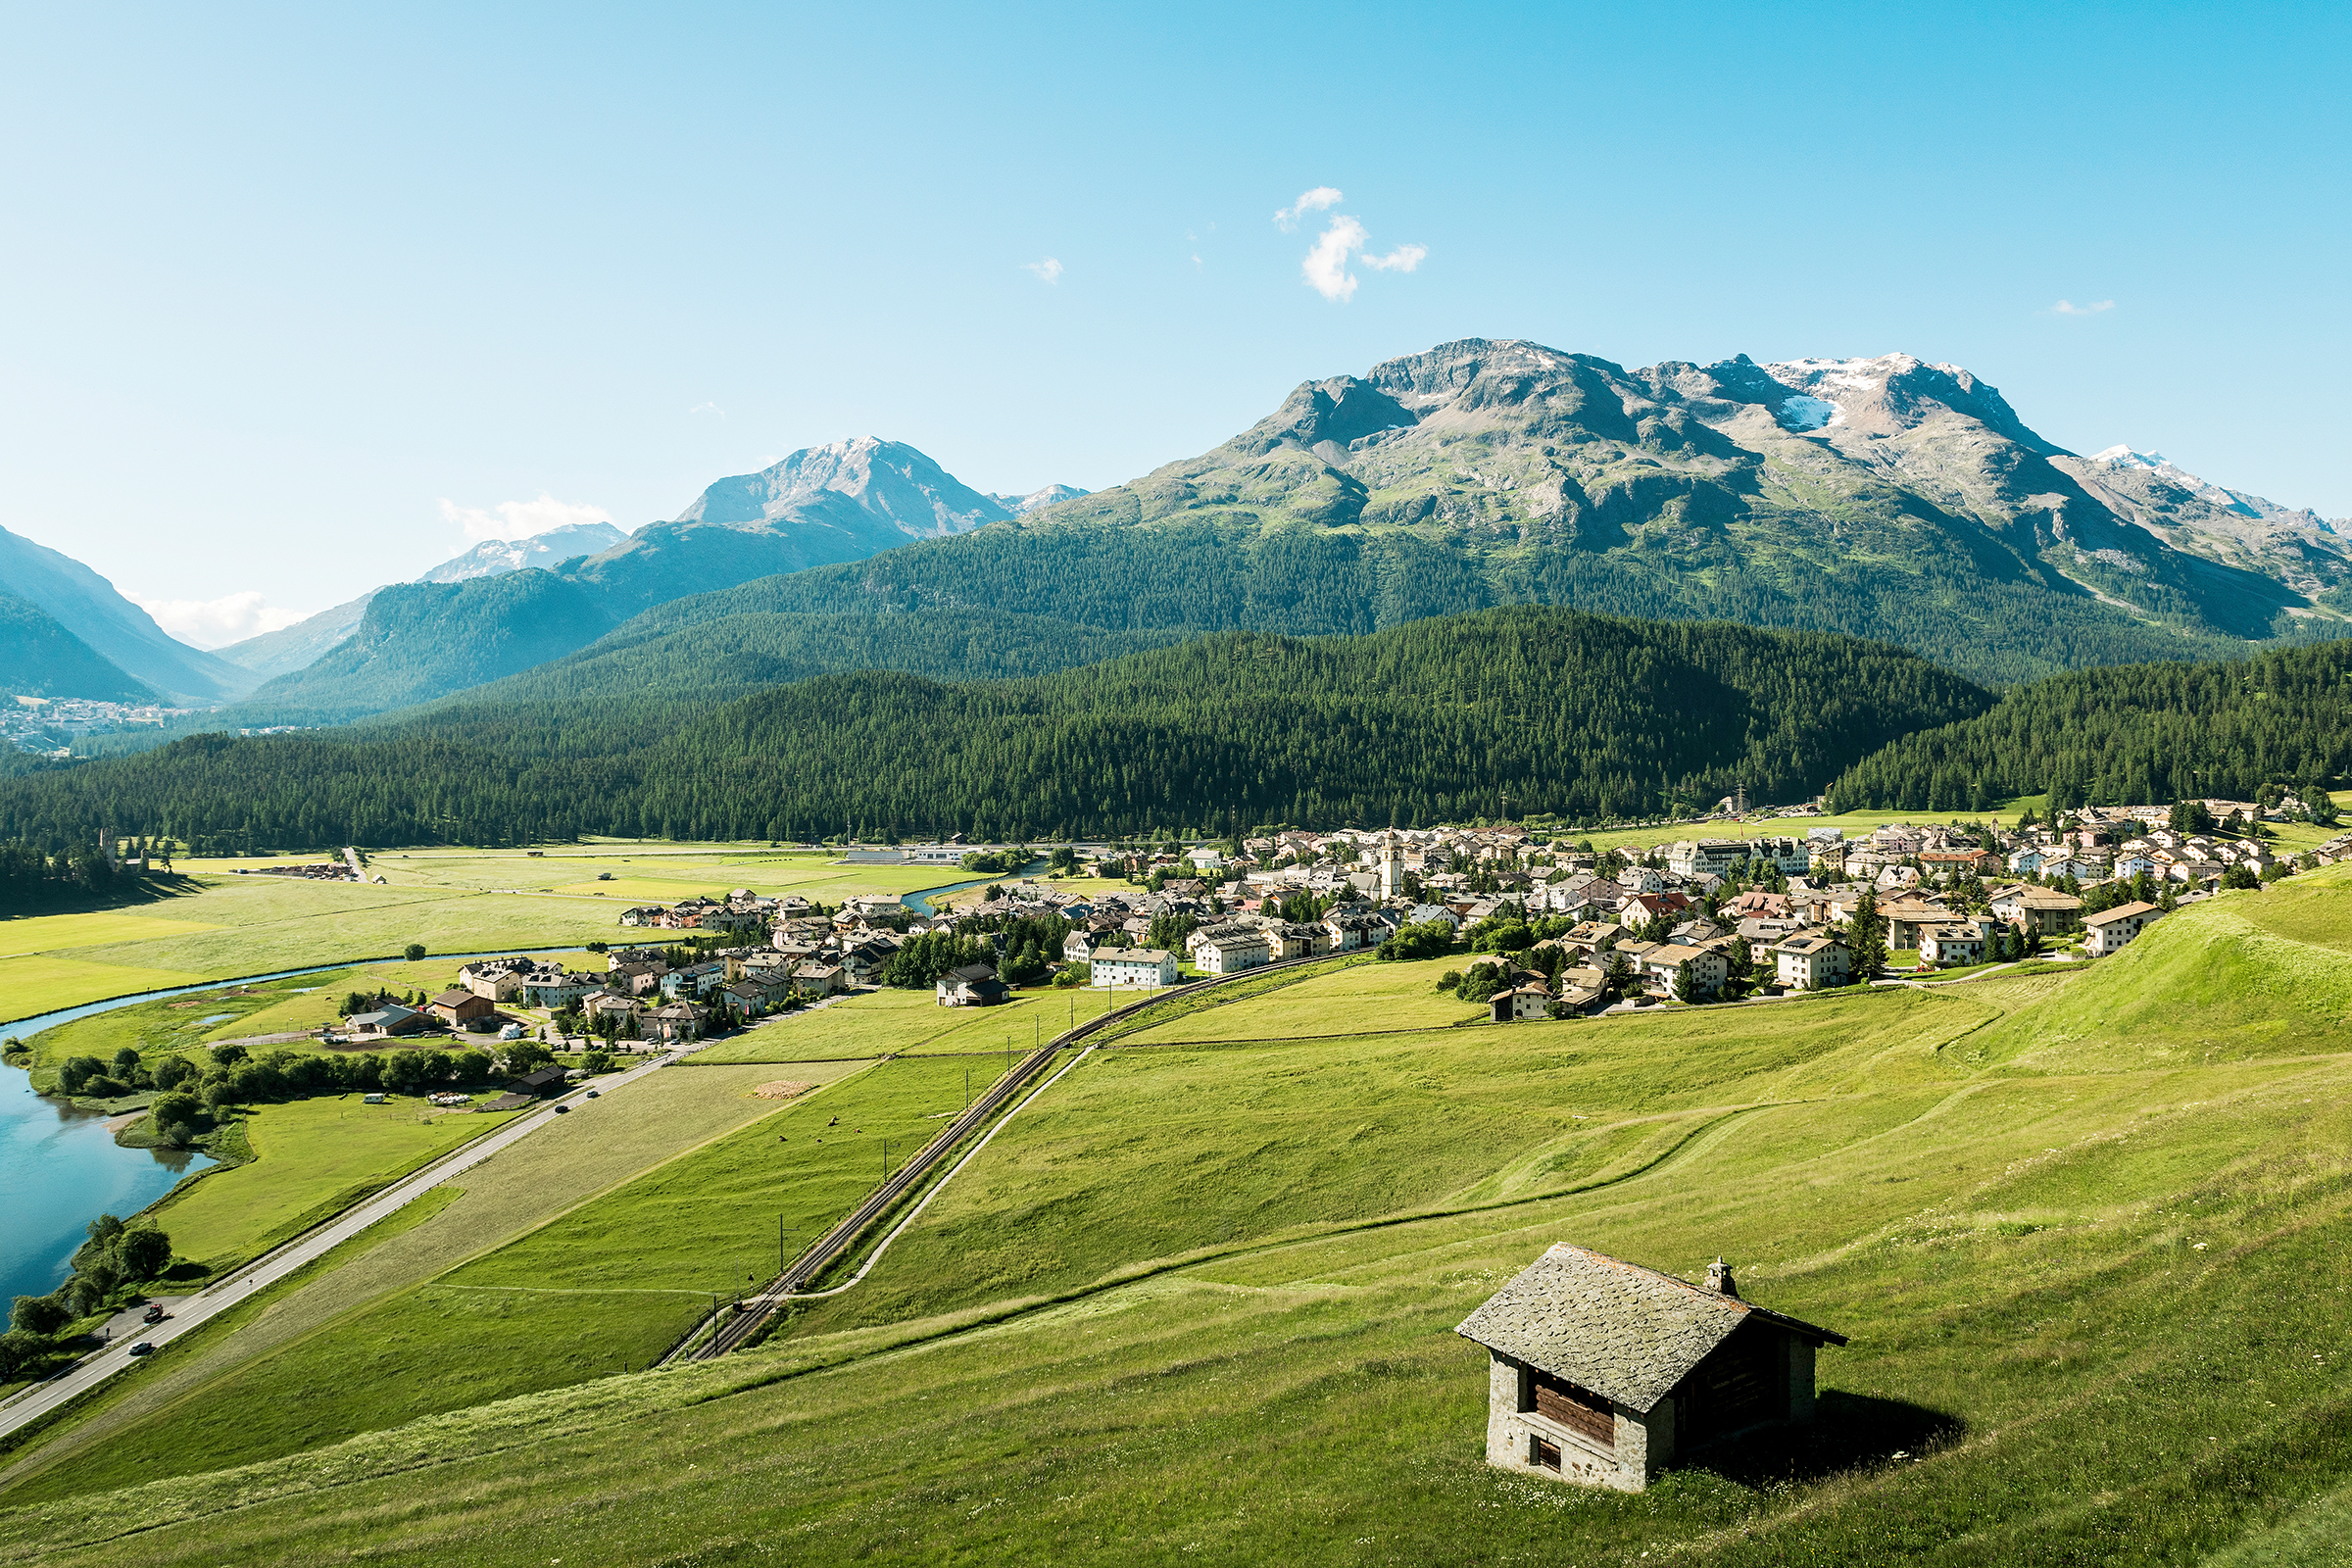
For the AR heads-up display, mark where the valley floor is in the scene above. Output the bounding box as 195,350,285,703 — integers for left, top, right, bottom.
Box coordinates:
4,870,2352,1563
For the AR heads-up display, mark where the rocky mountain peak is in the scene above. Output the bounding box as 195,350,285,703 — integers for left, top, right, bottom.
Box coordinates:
416,521,628,584
1759,354,2040,447
676,436,1011,540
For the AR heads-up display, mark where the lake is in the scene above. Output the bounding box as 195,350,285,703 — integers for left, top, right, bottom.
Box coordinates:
1,1055,213,1306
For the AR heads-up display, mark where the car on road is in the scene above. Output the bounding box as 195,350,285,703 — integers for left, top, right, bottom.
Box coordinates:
554,1104,570,1113
585,1090,600,1099
141,1305,166,1324
127,1342,154,1357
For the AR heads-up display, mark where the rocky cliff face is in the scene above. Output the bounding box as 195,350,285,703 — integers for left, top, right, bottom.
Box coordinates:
1018,338,2328,644
2053,446,2351,601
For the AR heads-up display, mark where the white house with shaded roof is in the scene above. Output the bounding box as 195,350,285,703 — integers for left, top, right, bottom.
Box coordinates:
1454,1243,1845,1492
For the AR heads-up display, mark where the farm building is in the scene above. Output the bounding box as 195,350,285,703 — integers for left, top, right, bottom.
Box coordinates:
936,963,1008,1006
1455,1244,1845,1492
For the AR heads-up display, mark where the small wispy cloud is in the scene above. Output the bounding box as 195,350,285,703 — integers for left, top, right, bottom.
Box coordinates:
687,401,726,418
437,493,616,544
1022,257,1064,284
128,590,310,650
1274,186,1344,230
1297,211,1428,303
2050,299,2116,317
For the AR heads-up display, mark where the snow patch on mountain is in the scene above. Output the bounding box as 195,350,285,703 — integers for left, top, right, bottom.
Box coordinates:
1776,394,1837,431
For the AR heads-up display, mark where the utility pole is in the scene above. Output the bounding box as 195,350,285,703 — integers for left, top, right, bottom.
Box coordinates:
965,1066,971,1108
778,1213,785,1274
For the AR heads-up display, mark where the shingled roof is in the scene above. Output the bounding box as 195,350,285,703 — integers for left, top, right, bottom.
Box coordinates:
1454,1244,1846,1414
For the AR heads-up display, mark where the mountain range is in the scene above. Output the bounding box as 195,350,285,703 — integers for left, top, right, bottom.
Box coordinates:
6,340,2347,735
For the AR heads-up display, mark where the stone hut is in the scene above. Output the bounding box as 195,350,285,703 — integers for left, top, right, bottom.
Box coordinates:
1454,1243,1845,1492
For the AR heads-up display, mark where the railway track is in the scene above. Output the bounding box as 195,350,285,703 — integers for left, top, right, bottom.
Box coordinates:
678,951,1352,1361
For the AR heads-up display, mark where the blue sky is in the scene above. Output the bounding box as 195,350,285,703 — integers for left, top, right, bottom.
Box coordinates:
3,1,2347,645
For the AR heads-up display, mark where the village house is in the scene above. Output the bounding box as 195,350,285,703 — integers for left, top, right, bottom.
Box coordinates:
519,970,605,1010
1879,899,1954,951
1455,1244,1845,1492
1090,946,1180,989
1639,944,1726,1000
1774,932,1849,990
1491,983,1555,1022
606,961,667,997
1987,885,2084,935
2084,901,2164,956
645,1002,707,1043
792,961,847,998
1918,921,1987,968
1194,928,1272,976
583,992,646,1026
936,963,1008,1006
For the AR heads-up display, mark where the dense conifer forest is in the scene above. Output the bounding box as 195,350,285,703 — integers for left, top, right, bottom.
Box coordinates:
0,608,1986,851
1824,640,2352,812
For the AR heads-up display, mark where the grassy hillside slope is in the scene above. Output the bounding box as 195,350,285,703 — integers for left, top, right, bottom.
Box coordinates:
7,870,2352,1563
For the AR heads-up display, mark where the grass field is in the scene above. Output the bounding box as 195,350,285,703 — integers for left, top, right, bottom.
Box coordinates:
0,843,981,1026
0,1054,998,1500
690,986,1088,1063
12,955,598,1081
0,910,220,958
9,868,2352,1564
0,956,212,1024
1110,955,1474,1045
372,844,954,904
148,1095,521,1269
0,1058,841,1494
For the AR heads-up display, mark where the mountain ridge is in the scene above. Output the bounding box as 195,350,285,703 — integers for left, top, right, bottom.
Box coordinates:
0,526,256,703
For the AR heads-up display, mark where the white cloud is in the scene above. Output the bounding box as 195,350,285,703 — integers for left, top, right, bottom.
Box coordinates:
1274,186,1344,230
687,401,726,417
128,590,310,651
2050,299,2116,316
1298,214,1428,303
437,492,616,544
1302,216,1369,302
1022,257,1064,284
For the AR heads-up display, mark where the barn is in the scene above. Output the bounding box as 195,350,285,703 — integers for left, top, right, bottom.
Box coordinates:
1454,1243,1845,1492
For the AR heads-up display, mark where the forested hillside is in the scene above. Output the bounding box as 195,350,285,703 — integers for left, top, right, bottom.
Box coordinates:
386,607,1191,715
1826,639,2352,811
0,608,1988,850
0,593,153,701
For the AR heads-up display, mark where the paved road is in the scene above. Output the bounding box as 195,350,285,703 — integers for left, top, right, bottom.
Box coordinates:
0,1050,684,1442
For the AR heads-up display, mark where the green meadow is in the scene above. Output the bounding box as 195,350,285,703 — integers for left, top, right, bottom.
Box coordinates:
147,1094,521,1270
5,871,2352,1564
0,842,976,1025
0,1054,1000,1501
694,985,1081,1063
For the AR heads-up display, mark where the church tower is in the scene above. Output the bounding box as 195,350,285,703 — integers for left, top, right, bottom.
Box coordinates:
1379,831,1406,902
